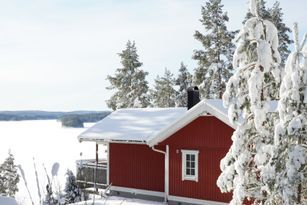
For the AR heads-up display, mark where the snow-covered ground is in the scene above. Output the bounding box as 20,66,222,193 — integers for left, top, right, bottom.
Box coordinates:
0,196,18,205
70,196,164,205
0,120,104,205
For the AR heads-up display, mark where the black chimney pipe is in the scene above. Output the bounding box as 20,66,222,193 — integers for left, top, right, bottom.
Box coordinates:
187,86,200,110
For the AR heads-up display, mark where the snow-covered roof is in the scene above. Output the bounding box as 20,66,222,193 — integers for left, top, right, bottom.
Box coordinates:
79,99,278,145
78,107,187,143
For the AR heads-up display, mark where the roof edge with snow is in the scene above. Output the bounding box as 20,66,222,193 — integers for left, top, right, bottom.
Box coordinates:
146,99,235,147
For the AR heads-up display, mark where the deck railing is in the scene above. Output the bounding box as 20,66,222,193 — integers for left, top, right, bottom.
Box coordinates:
76,159,108,189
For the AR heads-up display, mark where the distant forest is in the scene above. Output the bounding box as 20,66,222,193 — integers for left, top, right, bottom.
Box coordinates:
0,111,111,127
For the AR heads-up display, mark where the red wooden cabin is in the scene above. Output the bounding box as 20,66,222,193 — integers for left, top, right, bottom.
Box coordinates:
78,92,235,204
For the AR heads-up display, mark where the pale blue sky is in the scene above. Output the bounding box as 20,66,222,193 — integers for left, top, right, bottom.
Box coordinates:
0,0,306,111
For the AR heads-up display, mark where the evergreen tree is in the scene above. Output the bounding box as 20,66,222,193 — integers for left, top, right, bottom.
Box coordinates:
217,0,281,204
175,62,192,107
106,40,150,110
0,151,20,197
269,1,293,67
244,1,292,68
64,169,81,204
151,68,177,107
243,0,270,22
192,0,235,99
263,24,307,205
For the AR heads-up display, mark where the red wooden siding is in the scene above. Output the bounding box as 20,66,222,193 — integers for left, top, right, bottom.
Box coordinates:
160,116,233,202
109,143,164,192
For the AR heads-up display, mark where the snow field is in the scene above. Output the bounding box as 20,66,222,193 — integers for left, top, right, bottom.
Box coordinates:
0,120,103,205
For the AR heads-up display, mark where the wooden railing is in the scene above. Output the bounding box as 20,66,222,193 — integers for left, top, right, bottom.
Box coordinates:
76,159,108,189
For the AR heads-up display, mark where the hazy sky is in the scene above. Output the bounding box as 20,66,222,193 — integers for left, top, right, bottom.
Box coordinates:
0,0,306,111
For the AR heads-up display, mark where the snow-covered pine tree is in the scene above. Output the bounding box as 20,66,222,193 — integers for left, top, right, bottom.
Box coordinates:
217,0,281,204
175,62,192,107
245,0,292,68
192,0,235,99
243,0,270,23
106,40,150,110
269,1,293,68
64,169,81,204
0,151,20,197
264,24,307,205
151,68,177,107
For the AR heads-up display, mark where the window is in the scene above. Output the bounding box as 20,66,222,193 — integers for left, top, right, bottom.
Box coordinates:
181,150,199,182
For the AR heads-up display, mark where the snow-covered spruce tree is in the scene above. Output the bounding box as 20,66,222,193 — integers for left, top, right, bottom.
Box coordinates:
64,169,81,204
192,0,235,99
0,151,20,197
216,0,281,204
151,68,177,107
175,62,192,107
106,40,150,110
264,24,307,205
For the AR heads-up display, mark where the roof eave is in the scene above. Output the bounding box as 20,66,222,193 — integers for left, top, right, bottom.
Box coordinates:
78,136,147,145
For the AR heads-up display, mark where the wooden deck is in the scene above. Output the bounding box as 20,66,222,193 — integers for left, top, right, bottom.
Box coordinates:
76,159,108,189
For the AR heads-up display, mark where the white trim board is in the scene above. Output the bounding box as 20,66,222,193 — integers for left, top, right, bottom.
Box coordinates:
110,186,229,205
110,186,165,198
168,195,228,205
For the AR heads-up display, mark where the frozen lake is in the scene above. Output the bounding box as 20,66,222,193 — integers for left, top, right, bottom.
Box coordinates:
0,120,105,205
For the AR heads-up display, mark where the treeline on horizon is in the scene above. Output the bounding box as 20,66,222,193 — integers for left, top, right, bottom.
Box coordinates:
0,111,111,127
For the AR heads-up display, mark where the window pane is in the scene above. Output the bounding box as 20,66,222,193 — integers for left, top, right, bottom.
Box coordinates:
186,154,190,161
191,162,195,168
191,155,195,161
191,169,195,176
186,168,190,175
186,161,190,168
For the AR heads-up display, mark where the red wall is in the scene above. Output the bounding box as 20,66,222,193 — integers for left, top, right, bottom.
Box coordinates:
109,143,164,192
109,116,234,203
160,116,233,202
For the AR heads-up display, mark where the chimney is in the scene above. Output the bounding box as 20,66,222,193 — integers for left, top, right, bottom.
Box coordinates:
187,86,200,110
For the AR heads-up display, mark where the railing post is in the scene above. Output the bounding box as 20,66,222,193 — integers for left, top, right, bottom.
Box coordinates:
94,143,98,192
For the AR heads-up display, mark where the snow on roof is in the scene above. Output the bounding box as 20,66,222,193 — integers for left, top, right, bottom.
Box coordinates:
78,107,187,143
78,99,278,145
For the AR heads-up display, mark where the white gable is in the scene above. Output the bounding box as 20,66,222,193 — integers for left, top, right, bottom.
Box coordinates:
78,107,187,143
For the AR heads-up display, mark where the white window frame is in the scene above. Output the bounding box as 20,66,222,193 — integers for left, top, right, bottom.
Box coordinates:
181,150,199,182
